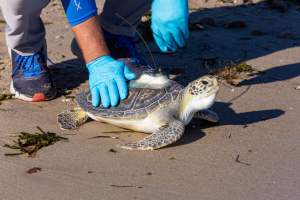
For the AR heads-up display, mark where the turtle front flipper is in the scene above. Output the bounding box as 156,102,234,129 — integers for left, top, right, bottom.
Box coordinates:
120,119,185,150
57,107,89,130
194,109,219,123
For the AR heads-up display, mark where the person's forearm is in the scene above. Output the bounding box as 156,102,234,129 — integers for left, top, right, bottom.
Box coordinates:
72,16,110,63
61,0,109,63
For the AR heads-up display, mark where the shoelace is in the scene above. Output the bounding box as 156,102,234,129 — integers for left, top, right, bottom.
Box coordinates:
12,52,43,77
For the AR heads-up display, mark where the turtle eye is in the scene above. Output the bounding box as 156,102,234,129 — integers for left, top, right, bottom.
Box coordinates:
202,80,208,85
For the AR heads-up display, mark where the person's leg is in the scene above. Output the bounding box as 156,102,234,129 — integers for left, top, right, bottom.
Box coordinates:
0,0,49,55
100,0,151,63
100,0,151,37
0,0,56,102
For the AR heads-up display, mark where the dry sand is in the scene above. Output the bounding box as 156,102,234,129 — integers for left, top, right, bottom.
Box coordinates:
0,1,299,199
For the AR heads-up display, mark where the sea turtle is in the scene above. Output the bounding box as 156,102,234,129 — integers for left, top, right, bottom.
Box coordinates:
57,59,219,150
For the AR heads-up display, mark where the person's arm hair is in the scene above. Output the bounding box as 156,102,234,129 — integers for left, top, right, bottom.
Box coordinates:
72,16,110,63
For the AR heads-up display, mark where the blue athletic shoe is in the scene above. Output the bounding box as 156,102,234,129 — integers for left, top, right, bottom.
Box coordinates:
10,48,57,102
71,30,145,65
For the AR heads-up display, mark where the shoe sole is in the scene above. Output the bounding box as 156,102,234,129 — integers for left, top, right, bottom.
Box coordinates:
10,82,57,102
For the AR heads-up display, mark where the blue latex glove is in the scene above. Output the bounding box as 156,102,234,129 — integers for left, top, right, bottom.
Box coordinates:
87,56,136,108
151,0,189,52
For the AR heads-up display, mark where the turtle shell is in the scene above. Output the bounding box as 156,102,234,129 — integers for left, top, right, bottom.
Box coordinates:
76,80,183,120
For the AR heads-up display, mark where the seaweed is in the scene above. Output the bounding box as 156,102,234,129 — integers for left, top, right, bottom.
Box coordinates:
0,93,14,102
212,62,262,86
234,62,254,73
0,93,14,106
235,154,251,166
4,126,68,157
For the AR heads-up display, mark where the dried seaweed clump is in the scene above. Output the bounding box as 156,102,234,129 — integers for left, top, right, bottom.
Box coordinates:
4,126,68,156
0,93,14,101
212,62,261,86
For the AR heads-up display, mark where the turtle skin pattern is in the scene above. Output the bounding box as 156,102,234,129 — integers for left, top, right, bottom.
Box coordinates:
120,119,185,150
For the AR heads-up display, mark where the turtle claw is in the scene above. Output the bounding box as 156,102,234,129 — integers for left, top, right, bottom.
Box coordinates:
194,109,219,123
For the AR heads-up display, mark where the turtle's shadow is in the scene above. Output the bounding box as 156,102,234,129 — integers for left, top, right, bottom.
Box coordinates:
212,102,285,126
169,101,285,148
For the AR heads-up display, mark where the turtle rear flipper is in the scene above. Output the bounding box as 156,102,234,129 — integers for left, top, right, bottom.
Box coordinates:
57,108,89,130
120,119,185,150
194,109,219,123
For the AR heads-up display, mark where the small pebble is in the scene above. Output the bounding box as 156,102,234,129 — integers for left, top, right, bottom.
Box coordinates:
26,167,42,174
61,98,72,103
243,124,248,128
141,15,151,23
109,148,118,153
295,85,300,90
55,35,64,39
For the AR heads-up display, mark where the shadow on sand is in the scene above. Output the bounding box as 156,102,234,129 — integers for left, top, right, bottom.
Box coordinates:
170,101,285,148
52,1,300,90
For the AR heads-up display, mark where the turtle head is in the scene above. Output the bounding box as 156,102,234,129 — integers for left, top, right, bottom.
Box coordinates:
179,75,219,124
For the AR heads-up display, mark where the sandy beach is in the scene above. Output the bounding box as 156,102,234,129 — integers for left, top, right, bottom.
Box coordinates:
0,1,299,199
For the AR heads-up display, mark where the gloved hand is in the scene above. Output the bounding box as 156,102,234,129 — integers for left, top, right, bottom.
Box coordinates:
151,0,189,52
87,56,136,108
